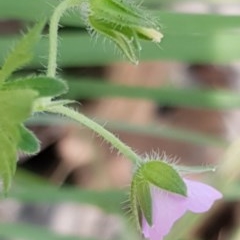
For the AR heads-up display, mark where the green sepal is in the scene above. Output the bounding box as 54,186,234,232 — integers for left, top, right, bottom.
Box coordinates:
3,77,68,97
90,0,155,28
0,89,38,193
135,173,152,226
87,0,162,63
177,165,216,174
130,175,142,231
141,161,187,196
18,125,40,154
89,17,139,63
0,20,45,84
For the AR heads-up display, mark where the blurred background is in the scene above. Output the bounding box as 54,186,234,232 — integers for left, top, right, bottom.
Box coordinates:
0,0,240,239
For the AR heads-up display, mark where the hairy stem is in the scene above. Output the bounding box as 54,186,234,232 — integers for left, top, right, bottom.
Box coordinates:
46,105,141,164
47,0,83,77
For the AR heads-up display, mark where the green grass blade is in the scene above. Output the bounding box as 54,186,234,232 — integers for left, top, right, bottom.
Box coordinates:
98,121,227,148
0,223,94,240
1,30,240,66
0,0,239,35
66,79,240,110
26,114,227,148
11,170,126,214
0,11,239,65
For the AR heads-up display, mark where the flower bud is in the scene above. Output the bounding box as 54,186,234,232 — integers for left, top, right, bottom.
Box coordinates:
81,0,163,63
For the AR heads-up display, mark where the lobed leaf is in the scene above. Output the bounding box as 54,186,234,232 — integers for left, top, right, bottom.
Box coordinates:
4,76,68,97
0,89,37,193
0,20,45,83
18,125,40,154
0,134,16,192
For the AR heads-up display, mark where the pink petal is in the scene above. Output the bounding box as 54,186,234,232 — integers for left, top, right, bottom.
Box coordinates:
142,187,188,240
184,178,222,213
142,179,222,240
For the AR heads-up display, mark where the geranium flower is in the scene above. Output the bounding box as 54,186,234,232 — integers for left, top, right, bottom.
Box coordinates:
142,178,222,240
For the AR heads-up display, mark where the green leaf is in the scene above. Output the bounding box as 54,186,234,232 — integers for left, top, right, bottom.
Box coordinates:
177,165,216,174
141,161,187,196
4,76,68,97
135,175,152,226
0,223,94,240
0,134,17,192
18,125,40,154
0,20,45,83
0,89,37,193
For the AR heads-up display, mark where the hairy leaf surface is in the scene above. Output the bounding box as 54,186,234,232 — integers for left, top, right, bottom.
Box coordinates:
0,21,45,83
4,76,68,97
0,89,37,193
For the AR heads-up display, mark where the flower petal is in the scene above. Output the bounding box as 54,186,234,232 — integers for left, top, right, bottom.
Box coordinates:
142,187,188,240
184,179,222,213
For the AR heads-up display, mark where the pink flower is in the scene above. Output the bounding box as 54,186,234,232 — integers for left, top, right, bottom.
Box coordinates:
142,178,222,240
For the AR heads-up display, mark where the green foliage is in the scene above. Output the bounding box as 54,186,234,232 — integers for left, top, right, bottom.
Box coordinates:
4,76,68,97
0,89,37,193
18,125,40,154
0,21,54,193
0,21,70,192
0,134,17,194
0,20,45,83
